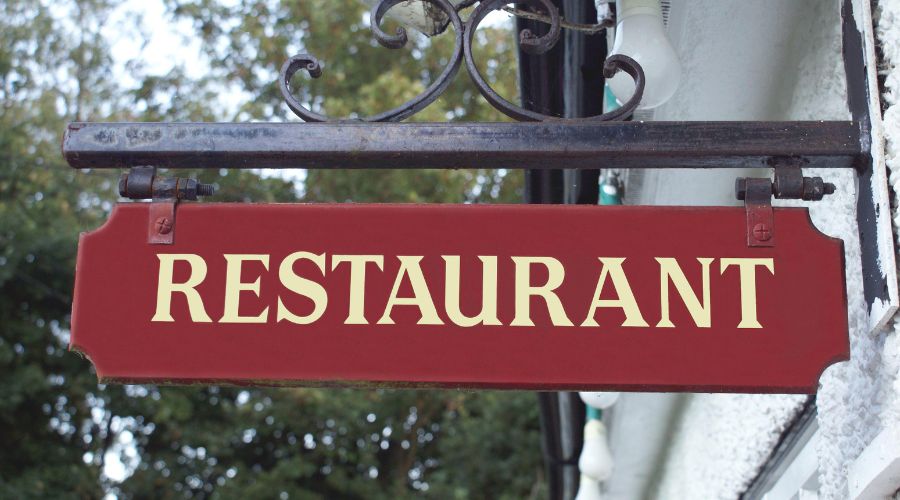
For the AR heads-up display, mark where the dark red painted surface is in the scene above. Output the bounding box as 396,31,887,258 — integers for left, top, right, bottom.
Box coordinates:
70,203,848,393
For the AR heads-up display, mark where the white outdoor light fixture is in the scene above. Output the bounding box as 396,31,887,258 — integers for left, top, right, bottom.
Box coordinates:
579,391,620,409
579,419,615,480
575,391,618,497
575,474,605,500
607,0,681,109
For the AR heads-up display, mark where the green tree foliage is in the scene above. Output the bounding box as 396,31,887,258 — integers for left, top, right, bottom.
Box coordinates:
1,0,543,498
2,2,122,497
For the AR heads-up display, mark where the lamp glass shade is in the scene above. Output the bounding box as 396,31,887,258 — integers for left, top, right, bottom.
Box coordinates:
607,0,681,110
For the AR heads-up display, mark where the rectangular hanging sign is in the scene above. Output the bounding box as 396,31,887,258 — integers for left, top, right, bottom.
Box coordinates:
70,203,848,393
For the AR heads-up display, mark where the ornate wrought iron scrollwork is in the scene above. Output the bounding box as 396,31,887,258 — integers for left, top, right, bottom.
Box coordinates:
279,0,463,122
279,0,645,123
464,0,643,122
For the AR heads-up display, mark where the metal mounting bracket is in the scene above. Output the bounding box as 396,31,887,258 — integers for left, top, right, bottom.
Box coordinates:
741,178,776,248
148,199,177,245
736,164,836,248
118,166,214,245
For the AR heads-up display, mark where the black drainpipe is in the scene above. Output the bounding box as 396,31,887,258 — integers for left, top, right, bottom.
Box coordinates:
517,2,609,499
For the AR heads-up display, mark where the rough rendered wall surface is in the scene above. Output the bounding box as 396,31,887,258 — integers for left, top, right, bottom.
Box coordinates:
649,1,900,498
817,0,900,498
649,395,806,499
875,0,900,476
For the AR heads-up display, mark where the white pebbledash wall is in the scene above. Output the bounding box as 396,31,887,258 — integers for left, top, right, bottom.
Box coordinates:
608,1,900,498
868,0,900,488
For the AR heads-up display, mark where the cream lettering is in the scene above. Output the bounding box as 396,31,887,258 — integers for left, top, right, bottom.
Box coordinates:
510,256,574,327
152,254,212,323
442,255,501,327
151,254,772,329
277,252,328,325
378,256,444,325
221,254,270,323
332,254,384,325
720,258,775,328
581,257,649,328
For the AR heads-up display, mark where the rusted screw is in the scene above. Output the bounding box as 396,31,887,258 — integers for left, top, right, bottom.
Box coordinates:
752,223,771,241
155,217,173,235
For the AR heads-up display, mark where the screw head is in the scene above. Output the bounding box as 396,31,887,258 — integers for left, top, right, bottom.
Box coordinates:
752,223,771,241
155,217,173,235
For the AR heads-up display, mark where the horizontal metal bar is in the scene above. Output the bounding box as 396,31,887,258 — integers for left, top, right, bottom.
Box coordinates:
63,121,863,170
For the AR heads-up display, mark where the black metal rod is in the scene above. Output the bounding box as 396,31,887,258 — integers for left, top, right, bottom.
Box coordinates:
63,121,862,170
519,2,590,498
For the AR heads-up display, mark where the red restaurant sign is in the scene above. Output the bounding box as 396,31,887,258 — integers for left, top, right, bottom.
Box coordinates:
70,203,848,393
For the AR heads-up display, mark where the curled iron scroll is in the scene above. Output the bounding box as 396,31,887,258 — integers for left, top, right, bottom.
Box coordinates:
279,0,464,122
280,0,644,122
464,0,644,122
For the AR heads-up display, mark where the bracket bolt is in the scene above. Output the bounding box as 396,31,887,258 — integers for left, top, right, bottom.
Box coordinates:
753,223,772,241
119,168,215,200
155,217,173,235
735,178,771,201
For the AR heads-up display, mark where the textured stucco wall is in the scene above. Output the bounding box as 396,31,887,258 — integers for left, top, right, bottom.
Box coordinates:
872,0,900,477
781,2,868,499
783,1,900,497
635,1,900,498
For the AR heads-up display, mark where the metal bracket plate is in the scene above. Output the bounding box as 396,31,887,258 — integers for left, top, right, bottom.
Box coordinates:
737,165,836,248
148,200,176,245
118,166,212,245
744,178,775,248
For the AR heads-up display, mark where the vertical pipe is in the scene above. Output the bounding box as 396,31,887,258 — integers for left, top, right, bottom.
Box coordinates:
518,2,565,205
518,2,606,498
562,0,606,204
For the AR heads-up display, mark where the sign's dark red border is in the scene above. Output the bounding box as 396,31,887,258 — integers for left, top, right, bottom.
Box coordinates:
70,203,849,393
